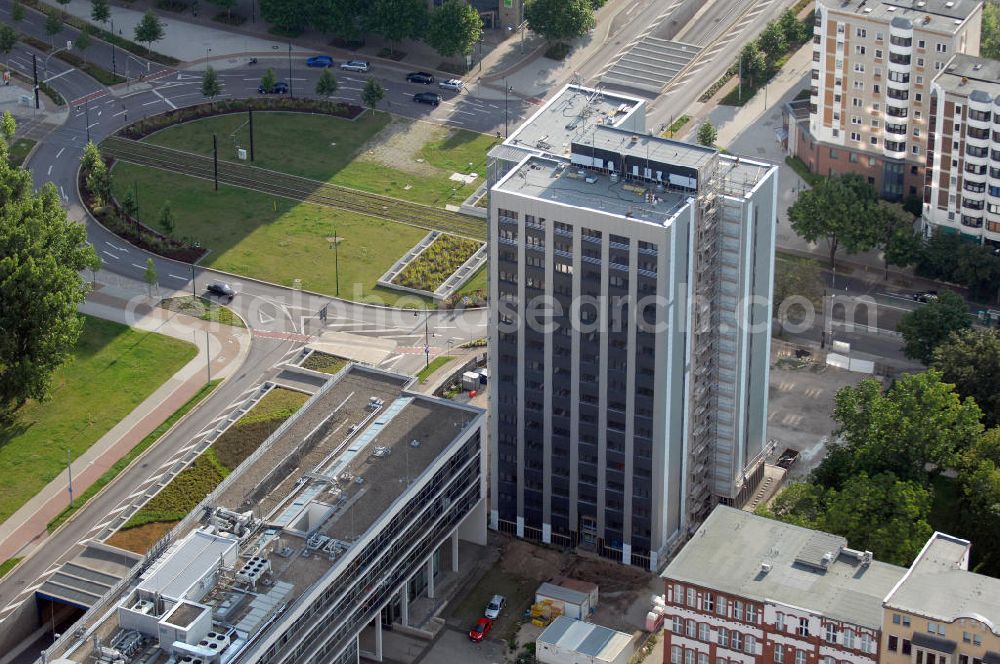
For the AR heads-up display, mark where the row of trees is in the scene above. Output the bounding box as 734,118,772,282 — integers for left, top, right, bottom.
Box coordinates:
761,368,996,568
738,10,809,90
259,0,483,59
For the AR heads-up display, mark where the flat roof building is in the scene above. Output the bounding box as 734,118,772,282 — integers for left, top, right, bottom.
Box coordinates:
488,85,778,570
43,364,487,664
537,616,635,664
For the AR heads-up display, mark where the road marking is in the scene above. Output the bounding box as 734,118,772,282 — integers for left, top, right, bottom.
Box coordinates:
102,250,118,260
46,164,51,175
168,273,187,280
60,185,67,200
42,69,73,84
87,122,99,129
131,263,146,269
113,110,127,118
152,88,177,109
105,241,127,252
55,147,64,159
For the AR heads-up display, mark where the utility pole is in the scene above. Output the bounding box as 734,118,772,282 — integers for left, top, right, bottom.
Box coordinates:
333,225,340,297
190,263,196,296
248,107,254,162
32,53,38,109
213,133,218,191
287,42,293,98
110,19,116,75
504,78,510,138
423,310,430,369
67,448,74,508
84,100,90,142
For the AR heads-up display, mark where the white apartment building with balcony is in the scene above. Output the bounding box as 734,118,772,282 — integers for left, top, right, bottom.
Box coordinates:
924,54,1000,245
802,0,982,200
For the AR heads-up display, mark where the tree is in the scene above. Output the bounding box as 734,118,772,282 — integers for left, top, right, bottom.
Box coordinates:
898,290,971,363
777,9,804,44
315,68,338,97
787,172,879,269
211,0,237,20
361,75,384,114
427,0,483,58
915,231,962,282
158,201,174,235
877,200,920,279
259,67,276,94
260,0,309,34
932,328,1000,428
201,65,222,100
44,9,63,47
955,428,1000,574
820,472,933,566
758,481,827,528
86,161,111,206
121,186,138,218
696,121,716,147
0,153,99,416
90,0,110,25
74,30,91,64
134,10,165,55
1,111,16,144
81,140,103,173
0,23,18,61
365,0,427,54
525,0,595,44
983,1,1000,59
11,1,25,22
738,40,767,89
758,20,787,64
144,257,157,296
310,0,368,43
827,370,983,485
955,243,1000,304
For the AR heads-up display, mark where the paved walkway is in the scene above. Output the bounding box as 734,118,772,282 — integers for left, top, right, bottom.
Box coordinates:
0,283,251,562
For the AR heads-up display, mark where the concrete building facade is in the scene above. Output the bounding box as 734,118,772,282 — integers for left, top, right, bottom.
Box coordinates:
797,0,982,200
661,507,906,664
881,533,1000,664
924,54,1000,245
486,86,778,570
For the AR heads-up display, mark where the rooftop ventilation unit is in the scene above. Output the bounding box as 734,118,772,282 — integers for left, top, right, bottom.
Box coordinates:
821,551,834,567
760,562,772,574
372,446,391,457
410,439,422,448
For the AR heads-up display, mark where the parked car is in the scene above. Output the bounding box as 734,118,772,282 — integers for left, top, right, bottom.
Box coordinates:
207,282,236,299
912,290,939,303
413,92,441,106
439,78,464,91
775,448,799,470
406,72,434,84
306,55,334,68
468,618,492,642
340,60,371,72
258,81,289,94
484,595,505,620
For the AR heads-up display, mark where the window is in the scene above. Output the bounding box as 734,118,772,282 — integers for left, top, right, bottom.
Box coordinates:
974,635,982,646
851,115,861,125
672,617,683,633
843,630,856,649
746,636,756,655
889,636,899,652
860,633,872,652
733,600,743,621
732,633,743,652
830,148,839,159
872,119,880,128
823,657,835,664
687,619,697,638
851,132,861,142
876,31,883,41
856,28,867,38
699,653,709,664
718,628,729,648
918,39,926,49
700,624,711,641
776,613,785,631
903,617,911,627
685,649,695,664
855,45,866,55
717,596,727,616
913,146,920,155
672,646,682,664
673,584,684,603
687,588,697,607
704,594,714,613
717,658,727,664
798,618,810,637
853,80,865,89
963,632,972,644
826,624,839,643
871,136,879,145
927,620,938,632
854,63,865,73
903,640,912,655
917,57,924,67
795,650,807,664
747,605,758,624
936,43,948,53
775,646,784,664
853,97,863,107
893,614,901,625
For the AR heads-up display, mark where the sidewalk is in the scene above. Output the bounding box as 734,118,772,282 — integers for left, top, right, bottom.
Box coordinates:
0,282,251,562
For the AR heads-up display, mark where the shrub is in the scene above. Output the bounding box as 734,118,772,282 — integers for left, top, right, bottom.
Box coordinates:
395,234,482,292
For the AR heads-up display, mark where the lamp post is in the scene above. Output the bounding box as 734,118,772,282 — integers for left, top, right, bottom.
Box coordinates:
504,78,512,138
287,42,293,98
414,310,430,369
110,18,116,75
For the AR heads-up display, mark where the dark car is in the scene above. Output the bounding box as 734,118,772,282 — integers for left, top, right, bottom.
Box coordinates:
258,81,289,94
912,290,939,303
413,92,441,106
207,282,235,299
306,55,334,68
406,71,434,84
776,448,799,470
468,618,492,642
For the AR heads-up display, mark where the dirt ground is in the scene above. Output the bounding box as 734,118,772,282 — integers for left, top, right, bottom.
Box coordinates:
104,521,175,554
357,117,444,175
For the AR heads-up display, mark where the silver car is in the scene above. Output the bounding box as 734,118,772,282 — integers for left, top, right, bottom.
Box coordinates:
340,60,371,72
484,594,505,620
439,78,464,91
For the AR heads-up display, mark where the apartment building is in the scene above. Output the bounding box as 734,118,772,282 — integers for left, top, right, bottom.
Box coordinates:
923,54,1000,245
487,85,778,570
43,364,487,664
661,507,907,664
881,533,1000,664
798,0,982,200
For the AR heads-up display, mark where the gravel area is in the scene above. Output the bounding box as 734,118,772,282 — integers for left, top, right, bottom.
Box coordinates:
357,117,445,176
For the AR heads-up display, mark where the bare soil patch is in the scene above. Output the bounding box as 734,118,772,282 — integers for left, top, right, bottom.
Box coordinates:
357,118,444,176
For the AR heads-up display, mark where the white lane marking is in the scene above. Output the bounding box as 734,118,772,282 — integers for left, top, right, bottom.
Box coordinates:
59,185,67,200
131,263,146,269
42,69,73,83
113,110,127,117
168,273,186,280
102,250,118,260
87,122,99,129
152,88,177,109
105,241,127,252
46,164,52,175
55,147,64,159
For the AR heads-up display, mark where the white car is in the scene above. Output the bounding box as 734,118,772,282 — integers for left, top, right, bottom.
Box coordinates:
439,78,464,91
341,60,371,72
484,594,505,620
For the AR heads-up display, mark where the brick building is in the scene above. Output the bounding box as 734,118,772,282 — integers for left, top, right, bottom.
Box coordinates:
661,507,906,664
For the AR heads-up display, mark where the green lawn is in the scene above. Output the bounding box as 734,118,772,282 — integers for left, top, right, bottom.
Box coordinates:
9,138,36,167
301,351,348,374
0,557,22,580
140,112,497,208
159,296,245,327
417,355,455,383
0,316,196,526
111,164,429,306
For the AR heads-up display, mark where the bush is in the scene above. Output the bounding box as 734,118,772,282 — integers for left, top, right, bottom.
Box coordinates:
56,50,125,85
212,12,246,25
155,0,189,11
395,234,482,292
302,351,348,374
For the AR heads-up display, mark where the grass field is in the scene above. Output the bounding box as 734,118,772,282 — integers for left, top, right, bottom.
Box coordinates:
140,112,496,208
121,387,308,530
0,557,22,580
417,355,455,383
159,296,245,327
301,351,348,374
111,164,428,305
0,316,196,526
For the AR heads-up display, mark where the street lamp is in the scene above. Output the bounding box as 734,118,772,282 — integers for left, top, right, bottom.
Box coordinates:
414,309,430,369
41,41,73,80
504,78,513,138
77,99,90,141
